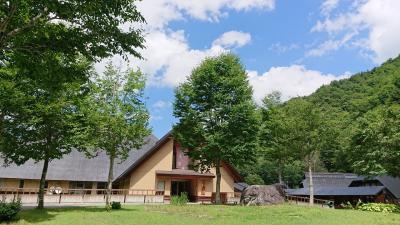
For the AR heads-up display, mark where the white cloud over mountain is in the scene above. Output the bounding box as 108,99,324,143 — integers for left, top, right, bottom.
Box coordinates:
248,65,350,103
311,0,400,63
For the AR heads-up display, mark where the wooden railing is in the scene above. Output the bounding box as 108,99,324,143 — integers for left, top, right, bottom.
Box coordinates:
0,188,163,196
285,195,334,208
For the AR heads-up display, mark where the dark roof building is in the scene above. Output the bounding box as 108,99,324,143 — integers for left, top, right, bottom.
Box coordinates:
287,172,400,207
0,135,158,182
234,182,249,192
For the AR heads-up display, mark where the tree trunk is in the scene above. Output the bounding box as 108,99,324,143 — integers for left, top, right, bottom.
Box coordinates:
215,160,222,204
37,157,49,209
308,161,314,206
106,155,115,207
278,170,283,185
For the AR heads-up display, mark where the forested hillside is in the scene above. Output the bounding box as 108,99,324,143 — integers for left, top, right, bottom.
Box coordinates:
309,56,400,116
307,55,400,174
242,55,400,186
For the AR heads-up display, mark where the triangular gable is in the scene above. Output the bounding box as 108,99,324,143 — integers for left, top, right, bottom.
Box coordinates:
114,131,243,182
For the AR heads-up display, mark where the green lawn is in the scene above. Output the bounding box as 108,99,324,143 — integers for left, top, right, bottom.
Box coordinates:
4,204,400,225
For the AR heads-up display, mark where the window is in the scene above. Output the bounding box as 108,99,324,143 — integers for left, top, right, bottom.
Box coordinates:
157,181,165,191
19,180,24,189
96,182,107,189
172,142,177,169
96,182,107,194
69,181,92,194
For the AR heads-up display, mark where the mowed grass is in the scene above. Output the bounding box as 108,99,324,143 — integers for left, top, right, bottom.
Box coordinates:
4,204,400,225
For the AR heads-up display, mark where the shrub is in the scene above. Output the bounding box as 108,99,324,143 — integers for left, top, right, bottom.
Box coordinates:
0,199,22,221
340,200,362,210
357,203,400,213
171,192,188,206
340,201,354,210
111,201,122,210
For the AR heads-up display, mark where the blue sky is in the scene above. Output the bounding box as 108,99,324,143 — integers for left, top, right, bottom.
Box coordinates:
96,0,400,138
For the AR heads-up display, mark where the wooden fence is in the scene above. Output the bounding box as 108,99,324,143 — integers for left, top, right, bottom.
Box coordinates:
0,188,164,204
285,195,334,208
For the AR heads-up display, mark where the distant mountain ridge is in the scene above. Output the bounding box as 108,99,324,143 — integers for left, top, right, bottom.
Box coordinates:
295,55,400,172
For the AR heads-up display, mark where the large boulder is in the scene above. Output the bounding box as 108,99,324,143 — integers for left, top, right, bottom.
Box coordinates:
240,184,285,206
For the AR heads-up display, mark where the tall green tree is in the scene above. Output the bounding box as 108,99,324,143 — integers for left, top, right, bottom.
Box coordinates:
283,99,327,205
259,91,294,184
173,53,259,204
0,51,92,209
350,105,400,177
0,1,145,60
84,63,150,207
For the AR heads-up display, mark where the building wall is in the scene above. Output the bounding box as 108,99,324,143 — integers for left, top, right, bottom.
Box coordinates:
210,166,235,193
126,138,236,196
0,178,69,191
195,178,213,197
23,179,39,189
128,138,174,195
1,178,19,188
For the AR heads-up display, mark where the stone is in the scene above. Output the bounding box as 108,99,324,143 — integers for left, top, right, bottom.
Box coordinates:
240,184,285,206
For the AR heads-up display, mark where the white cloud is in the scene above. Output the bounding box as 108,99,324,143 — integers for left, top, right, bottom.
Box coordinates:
152,100,171,109
95,30,223,86
321,0,340,16
247,65,350,103
142,30,228,87
212,31,251,48
311,0,400,63
269,42,299,54
133,30,251,87
307,32,356,57
137,0,275,29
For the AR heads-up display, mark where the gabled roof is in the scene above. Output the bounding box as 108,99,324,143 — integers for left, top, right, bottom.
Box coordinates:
234,182,249,192
114,131,243,182
299,172,400,199
287,186,386,196
374,176,400,199
1,130,244,184
114,131,172,182
301,172,359,188
0,135,158,182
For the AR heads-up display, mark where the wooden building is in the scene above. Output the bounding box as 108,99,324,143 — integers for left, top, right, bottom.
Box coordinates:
286,172,400,207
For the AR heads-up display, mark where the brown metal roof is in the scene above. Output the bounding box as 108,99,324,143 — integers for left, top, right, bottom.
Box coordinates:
156,169,215,178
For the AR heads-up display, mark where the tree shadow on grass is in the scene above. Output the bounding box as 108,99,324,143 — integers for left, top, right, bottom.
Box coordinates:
16,207,138,224
52,206,139,213
15,209,57,224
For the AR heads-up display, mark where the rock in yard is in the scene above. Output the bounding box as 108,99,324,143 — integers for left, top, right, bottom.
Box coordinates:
240,184,285,206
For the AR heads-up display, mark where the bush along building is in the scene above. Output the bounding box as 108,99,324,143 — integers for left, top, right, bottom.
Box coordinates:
286,172,400,207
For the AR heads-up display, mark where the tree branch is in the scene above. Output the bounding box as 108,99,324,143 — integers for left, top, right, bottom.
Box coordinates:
0,2,17,33
5,7,49,40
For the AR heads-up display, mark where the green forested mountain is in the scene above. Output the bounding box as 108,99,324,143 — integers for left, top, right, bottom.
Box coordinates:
309,56,400,116
244,56,400,186
305,55,400,174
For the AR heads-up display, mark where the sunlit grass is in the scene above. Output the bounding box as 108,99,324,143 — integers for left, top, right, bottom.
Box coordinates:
4,204,400,225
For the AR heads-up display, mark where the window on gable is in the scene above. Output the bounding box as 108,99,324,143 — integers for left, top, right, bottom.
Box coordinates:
19,180,24,189
172,142,177,169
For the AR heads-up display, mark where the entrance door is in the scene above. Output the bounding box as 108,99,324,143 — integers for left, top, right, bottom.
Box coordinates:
171,181,191,196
